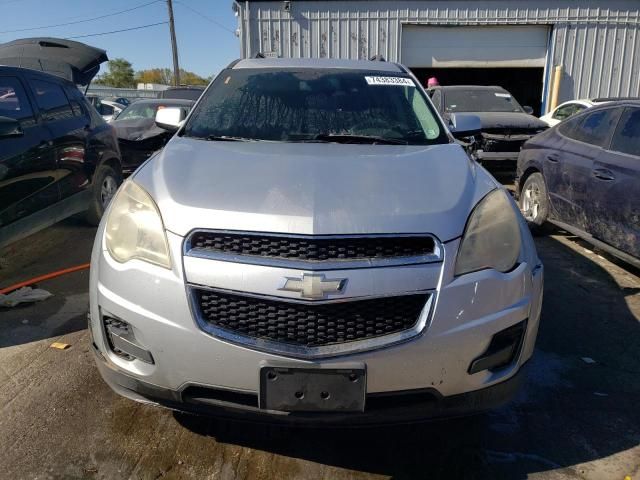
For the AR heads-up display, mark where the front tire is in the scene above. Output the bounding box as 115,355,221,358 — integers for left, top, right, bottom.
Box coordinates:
86,163,122,226
519,172,549,234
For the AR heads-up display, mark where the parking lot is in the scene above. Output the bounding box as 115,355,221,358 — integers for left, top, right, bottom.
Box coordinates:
1,210,638,480
2,0,640,477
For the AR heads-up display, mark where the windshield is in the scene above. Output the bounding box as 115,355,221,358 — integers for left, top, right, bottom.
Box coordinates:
445,89,523,113
182,69,447,145
117,103,161,120
117,103,191,121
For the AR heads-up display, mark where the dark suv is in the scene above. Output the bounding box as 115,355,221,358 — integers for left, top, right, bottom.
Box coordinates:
428,85,547,165
0,66,122,247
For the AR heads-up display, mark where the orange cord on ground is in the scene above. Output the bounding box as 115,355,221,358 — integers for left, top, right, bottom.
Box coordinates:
0,263,90,295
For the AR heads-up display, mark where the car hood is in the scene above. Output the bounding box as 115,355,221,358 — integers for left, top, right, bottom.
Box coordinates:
133,137,498,241
461,112,548,130
0,38,107,85
113,118,165,142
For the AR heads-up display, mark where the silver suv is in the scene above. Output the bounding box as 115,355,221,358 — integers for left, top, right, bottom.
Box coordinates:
89,58,543,424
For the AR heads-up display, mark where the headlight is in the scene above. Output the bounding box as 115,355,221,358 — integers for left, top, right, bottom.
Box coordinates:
105,181,171,269
454,189,521,276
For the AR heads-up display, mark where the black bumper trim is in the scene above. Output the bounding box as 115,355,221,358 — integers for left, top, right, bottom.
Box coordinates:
94,351,525,426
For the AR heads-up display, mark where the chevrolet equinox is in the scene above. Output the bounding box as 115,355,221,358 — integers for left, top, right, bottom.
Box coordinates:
89,58,543,424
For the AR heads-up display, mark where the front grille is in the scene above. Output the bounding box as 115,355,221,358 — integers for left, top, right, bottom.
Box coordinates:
481,139,528,153
188,232,435,262
194,289,428,348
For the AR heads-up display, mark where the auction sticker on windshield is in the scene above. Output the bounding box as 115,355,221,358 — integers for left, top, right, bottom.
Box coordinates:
365,76,415,87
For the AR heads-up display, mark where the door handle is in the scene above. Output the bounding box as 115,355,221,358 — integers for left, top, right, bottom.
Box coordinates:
37,140,52,150
546,153,560,163
592,168,615,181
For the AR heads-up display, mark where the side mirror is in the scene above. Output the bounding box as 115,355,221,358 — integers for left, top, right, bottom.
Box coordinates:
0,116,23,138
155,107,185,132
522,105,534,115
449,113,482,139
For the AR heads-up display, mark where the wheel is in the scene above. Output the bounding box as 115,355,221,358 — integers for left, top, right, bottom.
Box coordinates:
86,163,122,226
519,172,549,234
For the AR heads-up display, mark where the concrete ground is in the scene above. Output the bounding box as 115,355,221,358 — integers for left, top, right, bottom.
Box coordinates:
1,216,639,480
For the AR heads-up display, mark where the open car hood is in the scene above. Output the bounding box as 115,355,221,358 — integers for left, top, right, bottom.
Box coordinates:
0,38,108,85
113,118,166,142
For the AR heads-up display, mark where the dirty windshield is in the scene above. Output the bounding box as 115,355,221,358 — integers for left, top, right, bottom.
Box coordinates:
445,89,524,113
182,69,447,145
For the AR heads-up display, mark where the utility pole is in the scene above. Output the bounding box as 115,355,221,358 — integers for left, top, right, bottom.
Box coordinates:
166,0,180,86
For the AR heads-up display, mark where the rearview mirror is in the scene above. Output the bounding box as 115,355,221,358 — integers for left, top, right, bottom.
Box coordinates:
522,105,534,115
155,107,185,132
449,113,482,139
0,116,23,138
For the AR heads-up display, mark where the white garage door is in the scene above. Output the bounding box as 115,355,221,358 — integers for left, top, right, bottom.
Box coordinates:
401,25,549,68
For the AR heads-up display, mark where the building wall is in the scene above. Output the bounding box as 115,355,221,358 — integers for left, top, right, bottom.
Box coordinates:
236,1,640,103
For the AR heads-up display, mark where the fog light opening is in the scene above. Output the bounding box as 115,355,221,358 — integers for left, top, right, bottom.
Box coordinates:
468,320,527,375
103,316,154,364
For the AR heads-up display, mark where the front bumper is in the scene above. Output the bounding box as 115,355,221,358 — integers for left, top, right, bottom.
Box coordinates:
475,151,520,162
93,346,525,425
89,218,543,423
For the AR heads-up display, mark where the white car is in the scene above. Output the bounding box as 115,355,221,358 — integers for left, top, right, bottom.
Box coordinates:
98,100,126,122
539,99,609,126
86,95,126,122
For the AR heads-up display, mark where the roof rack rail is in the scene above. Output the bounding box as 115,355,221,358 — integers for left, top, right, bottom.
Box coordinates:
394,63,411,74
592,96,640,102
369,54,386,61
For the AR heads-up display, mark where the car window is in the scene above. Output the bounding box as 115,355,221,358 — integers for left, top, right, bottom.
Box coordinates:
100,104,114,115
610,107,640,156
31,79,73,121
444,89,523,113
571,108,621,146
558,114,581,138
0,76,34,121
552,103,581,121
183,68,447,145
118,103,160,120
405,86,441,138
64,86,86,117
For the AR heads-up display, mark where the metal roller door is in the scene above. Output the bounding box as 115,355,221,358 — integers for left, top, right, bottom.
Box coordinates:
401,25,550,68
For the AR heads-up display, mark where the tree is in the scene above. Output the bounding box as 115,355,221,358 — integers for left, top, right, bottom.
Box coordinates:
94,58,135,88
135,68,209,86
135,68,173,85
179,70,209,86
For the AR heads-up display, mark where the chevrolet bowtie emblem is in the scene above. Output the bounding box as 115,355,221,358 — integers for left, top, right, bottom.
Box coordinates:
280,273,347,300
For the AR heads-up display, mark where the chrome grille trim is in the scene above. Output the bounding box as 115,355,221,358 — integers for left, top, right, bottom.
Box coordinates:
184,229,443,270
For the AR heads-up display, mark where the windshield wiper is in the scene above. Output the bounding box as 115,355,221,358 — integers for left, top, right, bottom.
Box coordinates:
309,133,408,145
202,134,253,142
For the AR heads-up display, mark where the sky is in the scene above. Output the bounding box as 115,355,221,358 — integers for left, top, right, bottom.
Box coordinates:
0,0,241,78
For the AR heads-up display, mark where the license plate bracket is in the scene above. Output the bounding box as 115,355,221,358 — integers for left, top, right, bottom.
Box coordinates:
259,366,366,412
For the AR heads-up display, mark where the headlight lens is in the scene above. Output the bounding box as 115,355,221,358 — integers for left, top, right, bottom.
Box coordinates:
105,181,171,269
454,189,521,276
